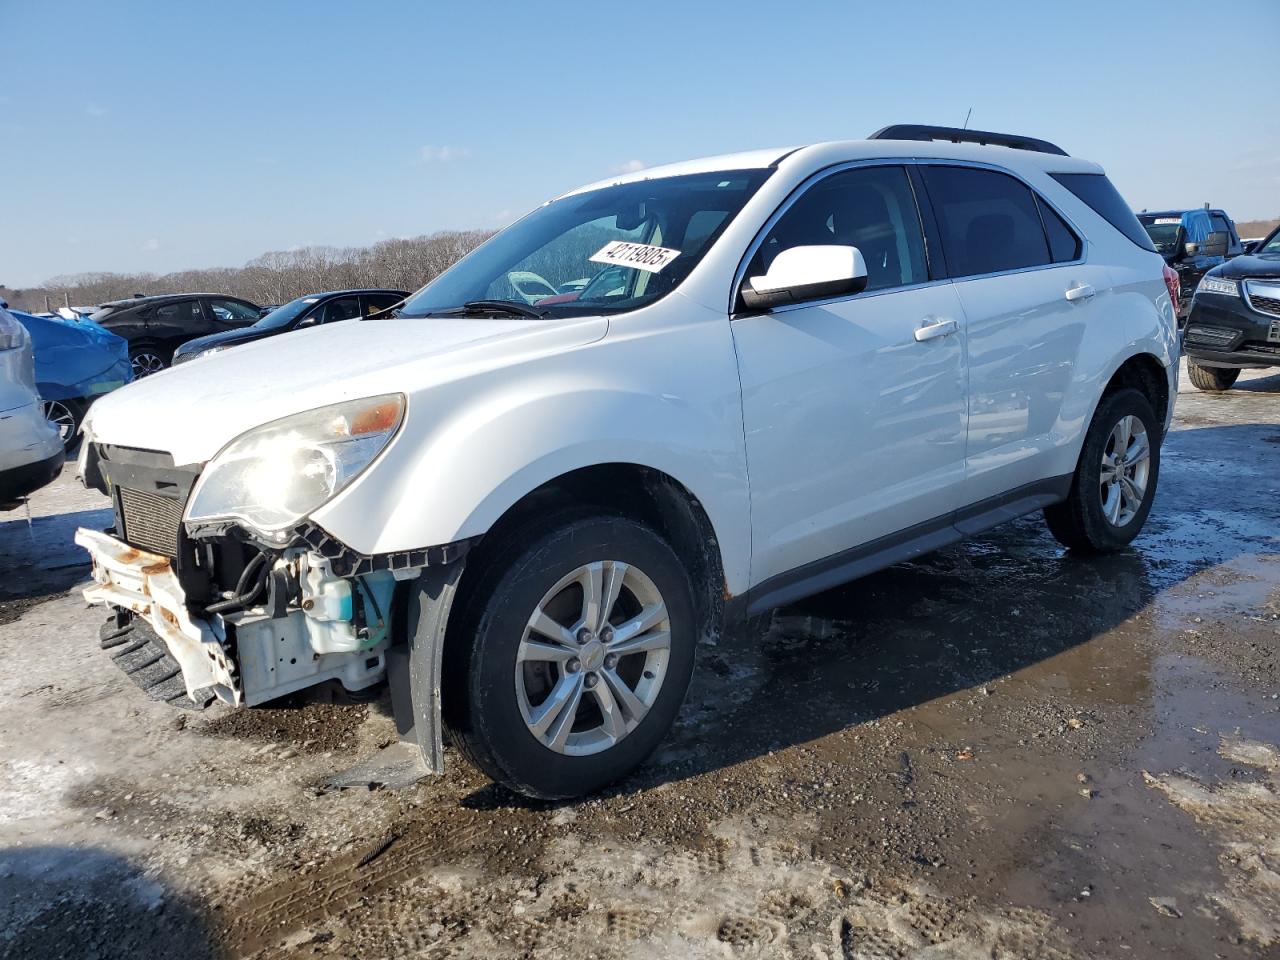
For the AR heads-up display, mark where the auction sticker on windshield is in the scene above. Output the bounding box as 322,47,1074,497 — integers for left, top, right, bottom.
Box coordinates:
1154,218,1180,225
590,241,681,273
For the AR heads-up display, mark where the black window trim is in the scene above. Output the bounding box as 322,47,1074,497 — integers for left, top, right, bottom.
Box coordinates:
730,157,1089,316
729,158,946,317
914,161,1088,283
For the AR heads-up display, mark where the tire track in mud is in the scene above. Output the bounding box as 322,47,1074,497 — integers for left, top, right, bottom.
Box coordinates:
218,808,542,957
218,808,1079,959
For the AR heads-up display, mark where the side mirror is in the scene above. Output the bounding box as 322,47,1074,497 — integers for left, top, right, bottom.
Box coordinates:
1183,242,1199,257
741,245,868,310
1202,231,1229,258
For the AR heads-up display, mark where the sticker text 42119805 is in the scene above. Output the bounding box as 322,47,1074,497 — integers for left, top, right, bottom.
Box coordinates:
589,241,681,274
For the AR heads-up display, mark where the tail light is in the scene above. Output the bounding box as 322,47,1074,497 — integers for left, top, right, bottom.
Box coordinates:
1162,264,1180,305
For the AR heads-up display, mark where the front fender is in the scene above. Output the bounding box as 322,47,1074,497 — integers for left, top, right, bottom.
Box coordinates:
311,307,752,595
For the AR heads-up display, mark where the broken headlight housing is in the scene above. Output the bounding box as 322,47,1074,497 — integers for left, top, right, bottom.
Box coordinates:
185,394,404,537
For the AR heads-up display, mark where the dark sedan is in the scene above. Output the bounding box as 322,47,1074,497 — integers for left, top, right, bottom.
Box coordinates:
1182,226,1280,391
171,289,407,365
90,294,263,377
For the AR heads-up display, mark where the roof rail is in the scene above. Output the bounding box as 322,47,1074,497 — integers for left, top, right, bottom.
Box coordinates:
869,124,1068,157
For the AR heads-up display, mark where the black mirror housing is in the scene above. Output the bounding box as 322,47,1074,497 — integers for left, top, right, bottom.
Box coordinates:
741,274,868,311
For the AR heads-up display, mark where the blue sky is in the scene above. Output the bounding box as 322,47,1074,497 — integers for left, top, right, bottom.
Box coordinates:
2,0,1277,287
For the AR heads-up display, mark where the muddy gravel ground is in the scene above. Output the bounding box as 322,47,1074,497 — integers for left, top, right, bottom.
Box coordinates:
2,359,1279,960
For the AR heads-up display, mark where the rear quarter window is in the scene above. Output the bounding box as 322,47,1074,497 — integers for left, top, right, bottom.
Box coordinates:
1049,173,1156,253
921,166,1051,278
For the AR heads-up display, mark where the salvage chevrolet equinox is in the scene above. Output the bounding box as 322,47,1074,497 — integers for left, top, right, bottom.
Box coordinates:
76,125,1178,798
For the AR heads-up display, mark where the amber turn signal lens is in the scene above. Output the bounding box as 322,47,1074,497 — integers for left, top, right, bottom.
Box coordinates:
350,400,402,436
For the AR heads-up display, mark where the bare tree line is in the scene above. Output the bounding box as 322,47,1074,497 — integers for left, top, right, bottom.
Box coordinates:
1,230,494,313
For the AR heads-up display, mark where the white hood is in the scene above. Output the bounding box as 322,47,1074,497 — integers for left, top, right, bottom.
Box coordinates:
86,314,608,464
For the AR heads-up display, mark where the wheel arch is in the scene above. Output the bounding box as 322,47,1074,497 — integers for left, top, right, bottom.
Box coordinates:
452,462,728,649
1100,351,1172,430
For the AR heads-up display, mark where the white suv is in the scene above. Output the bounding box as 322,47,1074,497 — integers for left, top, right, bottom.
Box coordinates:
76,126,1177,798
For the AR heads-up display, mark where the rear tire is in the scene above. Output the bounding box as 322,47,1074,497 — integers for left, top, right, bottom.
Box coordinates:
1186,359,1239,392
444,514,696,799
129,345,170,378
1044,388,1160,553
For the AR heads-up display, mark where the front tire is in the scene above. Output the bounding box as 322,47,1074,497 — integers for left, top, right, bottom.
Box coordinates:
1044,388,1160,553
41,398,84,451
1186,359,1239,392
445,515,696,799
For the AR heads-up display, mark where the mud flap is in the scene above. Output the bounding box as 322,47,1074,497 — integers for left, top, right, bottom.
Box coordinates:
388,559,464,774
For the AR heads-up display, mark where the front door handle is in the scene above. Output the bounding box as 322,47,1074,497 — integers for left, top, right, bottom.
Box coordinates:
914,318,958,342
1065,283,1096,302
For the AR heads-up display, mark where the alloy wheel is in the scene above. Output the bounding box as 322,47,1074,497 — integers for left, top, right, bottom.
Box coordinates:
131,352,166,377
515,560,671,756
41,400,77,444
1099,414,1150,527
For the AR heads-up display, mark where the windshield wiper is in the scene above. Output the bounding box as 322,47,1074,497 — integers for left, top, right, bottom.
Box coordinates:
456,299,548,319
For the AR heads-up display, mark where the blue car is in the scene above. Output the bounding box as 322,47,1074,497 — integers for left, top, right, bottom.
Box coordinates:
12,310,132,449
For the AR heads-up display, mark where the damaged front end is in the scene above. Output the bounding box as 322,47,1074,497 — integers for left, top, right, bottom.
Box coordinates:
76,438,470,770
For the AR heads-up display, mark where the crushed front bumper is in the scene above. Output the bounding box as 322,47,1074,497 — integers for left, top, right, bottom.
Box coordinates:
75,528,240,705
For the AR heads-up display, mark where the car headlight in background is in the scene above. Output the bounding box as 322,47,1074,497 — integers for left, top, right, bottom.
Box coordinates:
185,394,405,537
1196,276,1239,298
195,345,233,360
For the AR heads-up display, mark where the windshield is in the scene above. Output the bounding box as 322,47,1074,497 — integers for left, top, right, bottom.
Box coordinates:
1259,229,1280,255
399,169,772,319
253,296,320,330
1141,220,1183,256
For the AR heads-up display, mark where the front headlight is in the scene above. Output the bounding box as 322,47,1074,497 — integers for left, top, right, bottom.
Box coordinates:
185,394,404,536
1197,276,1239,297
196,345,233,360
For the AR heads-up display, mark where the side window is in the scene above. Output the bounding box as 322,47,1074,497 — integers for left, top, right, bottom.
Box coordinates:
364,293,402,314
207,298,260,322
747,165,927,293
1036,197,1082,263
316,296,362,324
922,166,1051,278
154,300,201,324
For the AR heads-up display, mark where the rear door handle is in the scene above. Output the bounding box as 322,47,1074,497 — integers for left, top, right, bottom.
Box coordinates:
914,318,958,342
1065,283,1096,302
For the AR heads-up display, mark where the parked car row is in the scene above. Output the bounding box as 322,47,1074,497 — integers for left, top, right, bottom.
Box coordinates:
80,289,407,377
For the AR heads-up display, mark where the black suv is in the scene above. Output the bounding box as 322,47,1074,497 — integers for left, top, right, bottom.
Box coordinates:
1138,208,1244,320
90,294,263,377
1182,226,1280,391
172,289,408,365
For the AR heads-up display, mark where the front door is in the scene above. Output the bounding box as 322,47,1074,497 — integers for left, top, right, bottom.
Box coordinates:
731,163,968,597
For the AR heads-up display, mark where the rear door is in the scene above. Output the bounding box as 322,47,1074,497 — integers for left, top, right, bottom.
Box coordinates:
150,299,205,338
919,163,1108,509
